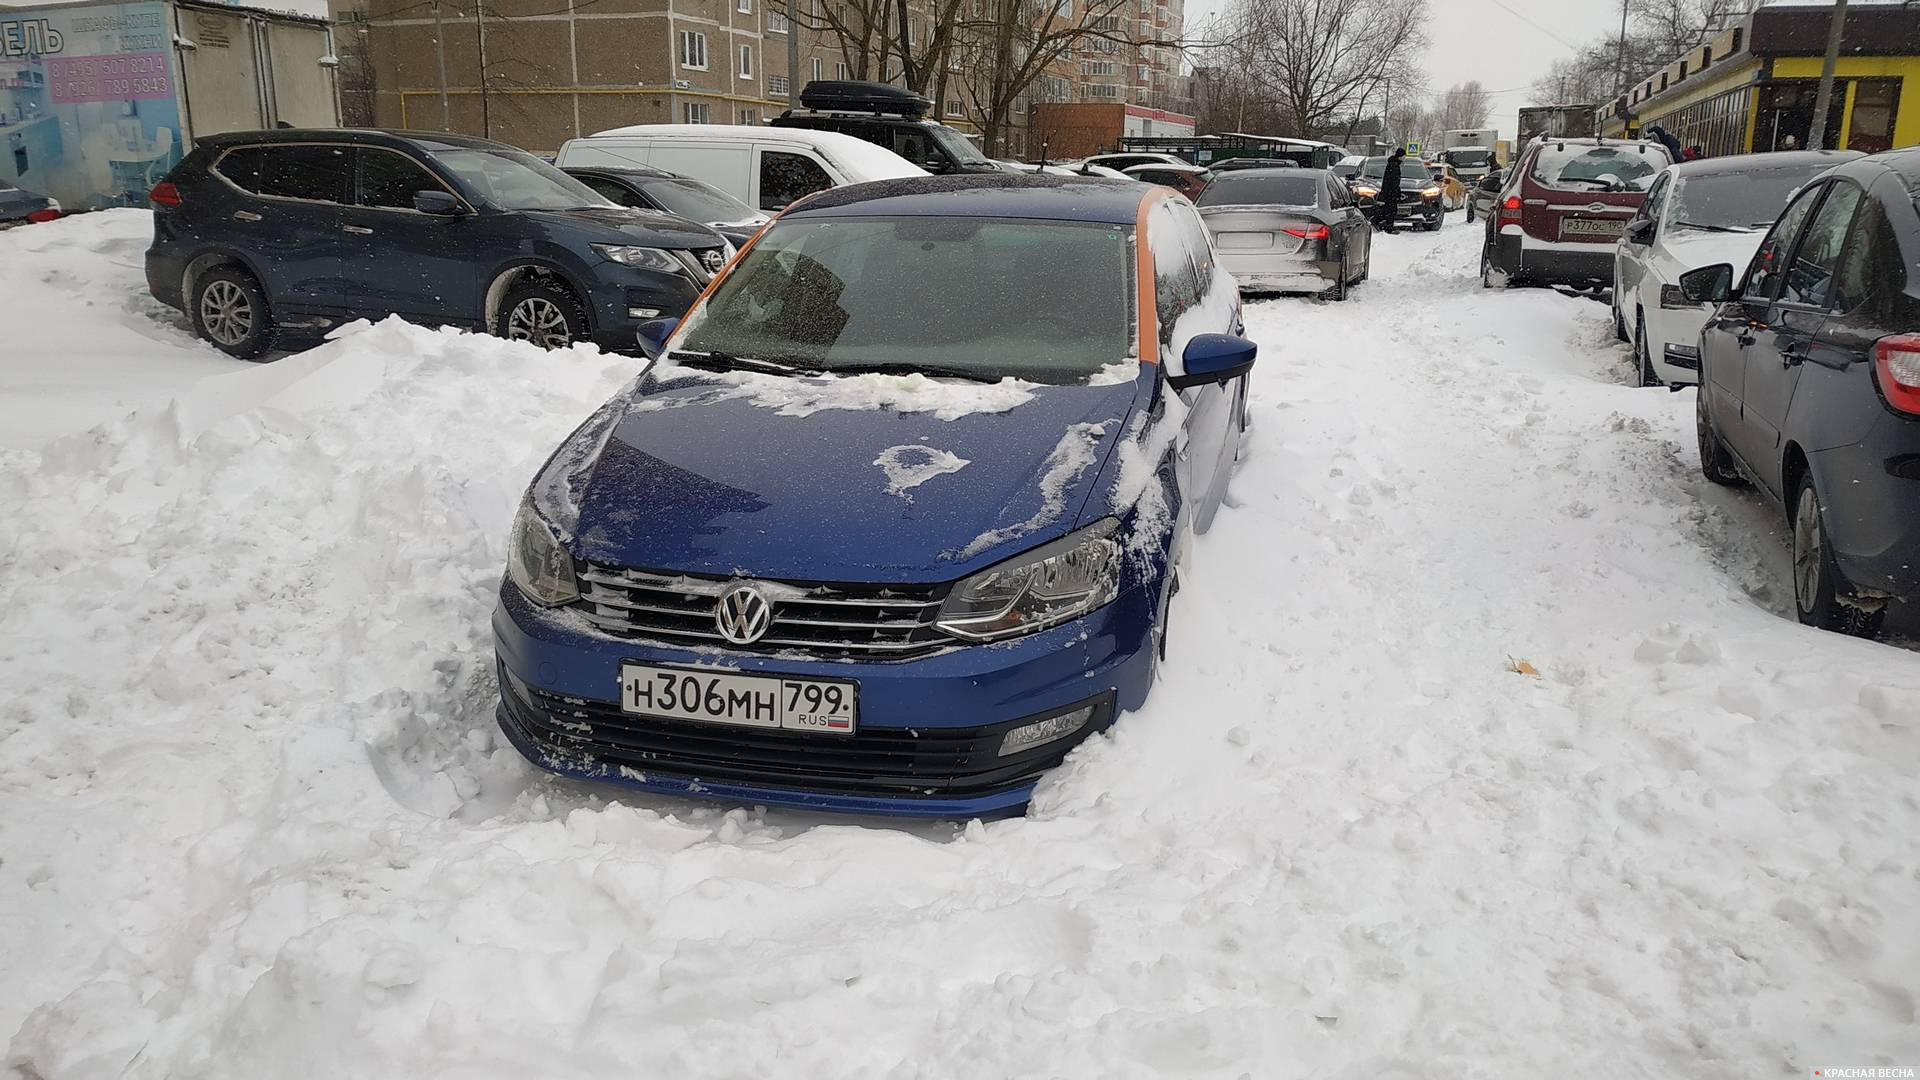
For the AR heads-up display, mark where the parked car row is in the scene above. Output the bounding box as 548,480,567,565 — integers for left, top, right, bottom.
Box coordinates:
1481,134,1919,643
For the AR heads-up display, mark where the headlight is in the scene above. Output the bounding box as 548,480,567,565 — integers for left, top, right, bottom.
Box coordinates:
1355,185,1379,197
1421,187,1441,198
593,244,680,272
936,520,1121,642
507,500,579,607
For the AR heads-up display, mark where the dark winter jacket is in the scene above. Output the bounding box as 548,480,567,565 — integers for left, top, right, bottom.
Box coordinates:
1382,154,1404,200
1645,125,1685,162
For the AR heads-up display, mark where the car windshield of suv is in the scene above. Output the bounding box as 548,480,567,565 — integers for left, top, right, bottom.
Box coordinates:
1669,165,1832,231
1529,144,1664,192
1447,149,1493,168
676,216,1133,383
929,125,991,166
1195,173,1322,209
639,178,759,223
432,148,611,211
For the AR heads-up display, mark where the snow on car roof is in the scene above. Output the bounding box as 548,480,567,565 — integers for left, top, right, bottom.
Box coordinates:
581,124,927,182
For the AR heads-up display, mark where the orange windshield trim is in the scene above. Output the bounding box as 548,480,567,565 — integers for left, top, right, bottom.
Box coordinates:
1134,187,1171,365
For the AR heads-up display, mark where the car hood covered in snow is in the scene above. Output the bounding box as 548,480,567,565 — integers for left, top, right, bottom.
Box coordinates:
1656,227,1767,278
551,364,1143,582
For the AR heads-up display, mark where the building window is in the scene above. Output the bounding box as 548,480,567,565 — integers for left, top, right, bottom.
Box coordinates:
767,11,789,32
686,101,711,123
945,99,962,117
680,31,708,70
768,73,790,98
738,0,752,10
738,43,753,78
835,61,849,80
811,57,822,82
739,107,758,124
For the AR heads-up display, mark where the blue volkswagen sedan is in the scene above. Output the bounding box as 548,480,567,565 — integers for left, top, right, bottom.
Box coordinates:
493,174,1257,817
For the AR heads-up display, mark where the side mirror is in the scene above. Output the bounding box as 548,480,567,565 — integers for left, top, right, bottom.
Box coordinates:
1169,333,1257,390
414,190,464,216
637,317,680,361
1679,263,1734,305
1625,217,1655,245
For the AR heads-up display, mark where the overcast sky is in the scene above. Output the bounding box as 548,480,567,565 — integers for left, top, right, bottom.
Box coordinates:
1186,0,1634,138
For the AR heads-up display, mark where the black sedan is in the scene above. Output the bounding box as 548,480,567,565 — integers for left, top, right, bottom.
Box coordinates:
1352,156,1443,231
1196,168,1372,300
1683,147,1920,639
561,164,768,248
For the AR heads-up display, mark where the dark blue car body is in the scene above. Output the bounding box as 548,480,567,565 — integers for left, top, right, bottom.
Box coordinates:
494,176,1254,817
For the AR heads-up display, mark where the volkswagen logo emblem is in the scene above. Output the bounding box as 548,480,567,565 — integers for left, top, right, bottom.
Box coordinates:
715,584,773,645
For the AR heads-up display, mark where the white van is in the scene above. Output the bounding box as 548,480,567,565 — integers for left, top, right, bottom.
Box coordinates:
554,125,926,214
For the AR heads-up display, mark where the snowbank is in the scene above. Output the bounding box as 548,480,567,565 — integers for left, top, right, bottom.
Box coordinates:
2,215,1917,1079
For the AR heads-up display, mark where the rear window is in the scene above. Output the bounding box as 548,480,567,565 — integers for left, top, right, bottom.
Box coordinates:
1446,149,1493,168
1529,144,1666,193
1196,174,1322,208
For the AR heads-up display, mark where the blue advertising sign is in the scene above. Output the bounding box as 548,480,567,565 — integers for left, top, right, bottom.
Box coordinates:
2,2,183,210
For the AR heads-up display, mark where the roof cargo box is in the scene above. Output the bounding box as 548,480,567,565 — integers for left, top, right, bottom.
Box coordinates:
798,80,932,119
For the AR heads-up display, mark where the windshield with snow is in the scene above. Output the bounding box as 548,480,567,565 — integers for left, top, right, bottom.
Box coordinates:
1668,165,1832,231
676,217,1133,383
1529,144,1666,193
432,149,611,211
1196,174,1323,208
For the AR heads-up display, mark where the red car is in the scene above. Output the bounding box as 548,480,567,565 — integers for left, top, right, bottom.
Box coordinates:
1480,137,1672,289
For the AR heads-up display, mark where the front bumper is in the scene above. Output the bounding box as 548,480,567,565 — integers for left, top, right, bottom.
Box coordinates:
1640,301,1709,386
492,578,1160,817
579,259,707,353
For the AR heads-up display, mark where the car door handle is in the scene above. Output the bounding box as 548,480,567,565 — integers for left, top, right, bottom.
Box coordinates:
342,225,373,235
1781,340,1810,366
233,210,262,222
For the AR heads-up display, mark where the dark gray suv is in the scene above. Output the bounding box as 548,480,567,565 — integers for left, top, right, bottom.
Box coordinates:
146,128,729,359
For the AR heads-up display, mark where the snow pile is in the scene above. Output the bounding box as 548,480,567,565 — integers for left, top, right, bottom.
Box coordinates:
872,443,970,500
640,363,1038,421
2,217,1918,1079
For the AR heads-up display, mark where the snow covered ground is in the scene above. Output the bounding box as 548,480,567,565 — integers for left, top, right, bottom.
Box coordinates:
3,209,1918,1078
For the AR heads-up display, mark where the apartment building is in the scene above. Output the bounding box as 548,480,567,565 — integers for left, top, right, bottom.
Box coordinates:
1074,0,1186,113
339,0,844,152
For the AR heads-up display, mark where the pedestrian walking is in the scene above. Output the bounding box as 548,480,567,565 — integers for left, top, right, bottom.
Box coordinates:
1645,124,1686,161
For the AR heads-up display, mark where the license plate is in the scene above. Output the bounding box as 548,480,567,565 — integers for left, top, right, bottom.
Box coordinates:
619,663,857,734
1562,218,1623,237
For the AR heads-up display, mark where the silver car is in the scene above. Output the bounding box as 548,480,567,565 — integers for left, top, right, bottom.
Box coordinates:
1196,168,1374,300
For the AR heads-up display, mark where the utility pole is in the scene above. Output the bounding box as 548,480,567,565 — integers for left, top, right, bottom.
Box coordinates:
787,0,800,108
1612,0,1629,99
1806,0,1849,151
431,0,451,131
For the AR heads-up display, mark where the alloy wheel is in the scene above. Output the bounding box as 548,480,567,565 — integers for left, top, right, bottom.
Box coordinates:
199,280,253,346
507,297,574,349
1793,487,1823,612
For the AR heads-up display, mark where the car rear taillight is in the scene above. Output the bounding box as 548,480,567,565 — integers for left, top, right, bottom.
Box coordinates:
1283,225,1330,242
1498,195,1522,225
148,182,181,207
1873,334,1920,416
26,208,60,223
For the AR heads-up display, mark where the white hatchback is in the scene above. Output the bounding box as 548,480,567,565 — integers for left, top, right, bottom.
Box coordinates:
1613,149,1860,387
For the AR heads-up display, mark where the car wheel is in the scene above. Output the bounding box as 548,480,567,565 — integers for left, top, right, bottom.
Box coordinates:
1331,250,1350,301
1480,247,1505,289
1612,299,1629,343
191,267,277,360
497,277,588,350
1791,472,1887,639
1635,312,1662,388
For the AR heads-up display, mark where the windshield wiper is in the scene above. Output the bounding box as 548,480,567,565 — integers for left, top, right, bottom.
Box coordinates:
1673,220,1749,233
673,350,823,377
1557,177,1617,189
821,361,1006,384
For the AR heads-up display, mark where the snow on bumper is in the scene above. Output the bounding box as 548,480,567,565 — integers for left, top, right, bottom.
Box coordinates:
1219,252,1335,295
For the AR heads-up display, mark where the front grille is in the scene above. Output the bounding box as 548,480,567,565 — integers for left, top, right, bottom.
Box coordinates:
574,563,951,658
504,676,1114,798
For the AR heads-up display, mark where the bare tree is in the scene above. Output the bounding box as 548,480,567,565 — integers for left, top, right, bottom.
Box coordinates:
1433,80,1490,132
1211,0,1429,139
1530,0,1739,105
